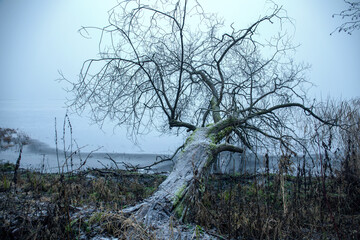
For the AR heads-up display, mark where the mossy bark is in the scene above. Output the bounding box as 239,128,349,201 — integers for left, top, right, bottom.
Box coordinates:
123,128,217,238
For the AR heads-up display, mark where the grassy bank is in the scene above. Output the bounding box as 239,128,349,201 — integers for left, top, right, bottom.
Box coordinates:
190,171,360,239
0,163,165,239
1,159,360,239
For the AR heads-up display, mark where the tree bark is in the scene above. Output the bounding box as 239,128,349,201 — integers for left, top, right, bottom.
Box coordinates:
123,127,218,238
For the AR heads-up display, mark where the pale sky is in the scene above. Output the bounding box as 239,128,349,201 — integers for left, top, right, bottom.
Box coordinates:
0,0,359,100
0,0,359,153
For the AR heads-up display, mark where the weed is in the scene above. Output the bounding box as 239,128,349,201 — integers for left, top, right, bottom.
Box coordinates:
0,165,164,239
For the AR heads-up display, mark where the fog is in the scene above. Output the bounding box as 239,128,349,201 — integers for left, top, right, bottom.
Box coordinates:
0,0,359,154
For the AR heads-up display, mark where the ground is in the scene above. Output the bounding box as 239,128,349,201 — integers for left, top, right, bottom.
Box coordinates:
1,159,360,239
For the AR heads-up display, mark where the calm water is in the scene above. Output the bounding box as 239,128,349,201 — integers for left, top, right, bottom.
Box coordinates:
0,140,172,173
0,99,340,174
0,99,179,172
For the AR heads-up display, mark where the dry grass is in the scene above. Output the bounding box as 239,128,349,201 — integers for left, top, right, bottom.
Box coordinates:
1,148,360,240
189,169,360,239
0,167,164,239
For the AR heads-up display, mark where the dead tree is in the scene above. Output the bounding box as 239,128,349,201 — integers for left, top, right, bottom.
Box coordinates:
65,0,336,237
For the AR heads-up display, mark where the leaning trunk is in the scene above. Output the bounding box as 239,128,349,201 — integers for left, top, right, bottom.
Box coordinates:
124,127,216,237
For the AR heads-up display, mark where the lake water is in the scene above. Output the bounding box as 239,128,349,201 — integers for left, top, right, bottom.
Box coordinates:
0,141,173,173
0,98,181,172
0,99,340,175
1,138,339,176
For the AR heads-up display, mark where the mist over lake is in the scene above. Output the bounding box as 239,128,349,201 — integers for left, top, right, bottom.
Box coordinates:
0,98,183,172
0,99,183,154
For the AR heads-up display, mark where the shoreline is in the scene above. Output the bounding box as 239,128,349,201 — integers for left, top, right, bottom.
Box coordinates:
1,128,342,176
0,137,173,173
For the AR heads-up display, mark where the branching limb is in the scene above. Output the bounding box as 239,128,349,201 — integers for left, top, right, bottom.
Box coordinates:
169,119,196,131
212,144,244,155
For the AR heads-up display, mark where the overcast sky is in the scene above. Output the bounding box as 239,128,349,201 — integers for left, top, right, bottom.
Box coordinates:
0,0,359,101
0,0,359,153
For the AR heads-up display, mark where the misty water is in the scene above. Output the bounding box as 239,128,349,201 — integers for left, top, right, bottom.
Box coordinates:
0,99,176,173
0,99,340,175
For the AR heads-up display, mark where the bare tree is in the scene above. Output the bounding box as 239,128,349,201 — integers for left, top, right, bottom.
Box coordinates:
332,0,360,35
65,0,336,237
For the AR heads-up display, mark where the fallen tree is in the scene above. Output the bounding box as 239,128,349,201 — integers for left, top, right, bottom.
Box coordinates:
65,0,337,237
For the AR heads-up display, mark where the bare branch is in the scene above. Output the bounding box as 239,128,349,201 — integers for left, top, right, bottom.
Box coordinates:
332,0,360,35
65,0,340,157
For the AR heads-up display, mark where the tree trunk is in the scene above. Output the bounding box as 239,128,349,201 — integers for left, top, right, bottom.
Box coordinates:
123,127,216,238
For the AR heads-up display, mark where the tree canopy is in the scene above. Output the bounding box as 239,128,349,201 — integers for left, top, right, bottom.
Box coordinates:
67,0,334,154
